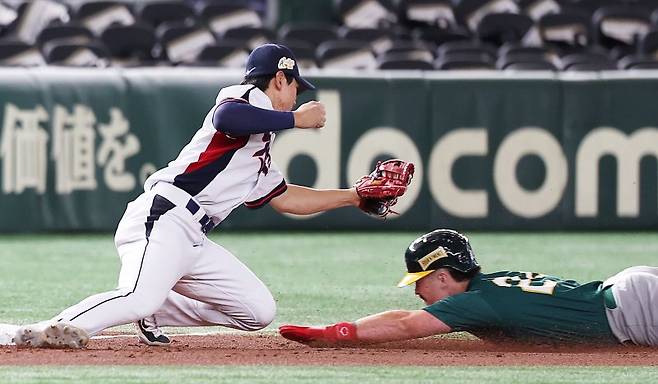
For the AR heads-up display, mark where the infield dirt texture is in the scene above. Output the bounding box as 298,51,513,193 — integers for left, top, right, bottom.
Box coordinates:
1,232,657,383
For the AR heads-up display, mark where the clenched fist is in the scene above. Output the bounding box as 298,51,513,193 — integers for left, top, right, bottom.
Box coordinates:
293,101,326,129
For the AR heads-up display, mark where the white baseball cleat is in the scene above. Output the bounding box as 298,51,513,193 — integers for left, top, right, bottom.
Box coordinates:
14,323,89,349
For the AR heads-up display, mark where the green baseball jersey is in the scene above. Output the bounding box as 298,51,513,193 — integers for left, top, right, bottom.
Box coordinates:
424,271,617,344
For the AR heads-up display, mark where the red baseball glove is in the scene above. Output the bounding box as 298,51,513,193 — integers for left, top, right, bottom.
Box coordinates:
353,159,415,218
279,322,357,347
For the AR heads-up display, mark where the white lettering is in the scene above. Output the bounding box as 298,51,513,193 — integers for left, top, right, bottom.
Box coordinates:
272,90,341,219
346,127,423,216
494,127,567,218
52,104,97,194
1,104,49,194
576,127,658,217
429,128,488,218
97,108,140,191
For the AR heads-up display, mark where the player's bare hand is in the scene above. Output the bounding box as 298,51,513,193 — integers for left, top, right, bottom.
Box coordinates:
293,101,326,129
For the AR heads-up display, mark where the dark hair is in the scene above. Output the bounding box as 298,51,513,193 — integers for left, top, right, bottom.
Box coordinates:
446,266,481,282
241,72,294,92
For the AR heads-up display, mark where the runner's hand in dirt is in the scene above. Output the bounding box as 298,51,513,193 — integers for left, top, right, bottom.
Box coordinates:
279,323,357,347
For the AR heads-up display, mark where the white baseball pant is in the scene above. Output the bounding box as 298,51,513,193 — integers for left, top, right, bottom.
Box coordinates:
53,182,276,336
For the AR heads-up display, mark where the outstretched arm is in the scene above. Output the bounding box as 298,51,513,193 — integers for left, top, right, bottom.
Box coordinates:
269,184,360,215
279,310,451,347
356,310,451,342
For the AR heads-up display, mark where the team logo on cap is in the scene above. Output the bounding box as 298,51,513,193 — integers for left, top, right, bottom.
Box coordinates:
278,57,295,70
418,247,448,270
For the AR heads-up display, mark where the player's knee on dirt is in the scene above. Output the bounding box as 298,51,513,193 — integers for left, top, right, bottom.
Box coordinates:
240,293,276,331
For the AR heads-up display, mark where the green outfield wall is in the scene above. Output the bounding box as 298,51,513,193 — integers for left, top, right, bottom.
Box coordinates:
0,68,657,231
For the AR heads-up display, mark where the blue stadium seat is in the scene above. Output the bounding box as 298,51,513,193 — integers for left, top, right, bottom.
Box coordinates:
435,52,495,69
592,6,651,55
43,40,109,67
377,51,434,69
278,23,339,47
518,0,561,21
0,38,46,66
560,52,617,71
192,40,250,68
74,1,136,35
156,23,217,64
453,0,519,32
37,24,94,47
335,0,398,29
399,0,456,29
136,1,195,28
198,3,262,35
316,39,377,69
223,26,275,50
100,23,157,65
618,54,658,69
476,13,534,46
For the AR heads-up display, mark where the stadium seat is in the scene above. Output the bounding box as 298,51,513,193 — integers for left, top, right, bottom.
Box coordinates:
198,4,262,35
453,0,519,32
399,0,456,29
157,23,217,64
498,44,559,67
385,40,435,62
0,38,46,66
414,26,471,48
75,1,136,35
340,27,397,55
37,24,94,47
335,0,397,29
617,54,658,70
592,6,651,51
435,52,495,69
192,40,250,67
518,0,560,21
636,0,658,13
6,0,70,44
223,27,275,50
639,30,658,57
538,12,591,48
136,1,195,28
43,41,109,67
100,24,157,66
316,40,377,69
278,23,339,47
560,52,617,71
476,13,535,46
437,40,496,61
559,0,620,18
500,60,557,70
377,51,434,69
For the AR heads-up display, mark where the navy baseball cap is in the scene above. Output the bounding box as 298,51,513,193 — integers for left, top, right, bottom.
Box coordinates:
244,44,316,92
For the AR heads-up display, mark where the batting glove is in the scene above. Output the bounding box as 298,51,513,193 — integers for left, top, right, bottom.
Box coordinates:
278,322,357,346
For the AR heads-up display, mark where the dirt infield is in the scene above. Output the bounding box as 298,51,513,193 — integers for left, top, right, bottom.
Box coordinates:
1,334,657,366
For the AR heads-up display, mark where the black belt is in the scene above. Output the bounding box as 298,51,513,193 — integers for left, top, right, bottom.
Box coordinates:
185,199,215,234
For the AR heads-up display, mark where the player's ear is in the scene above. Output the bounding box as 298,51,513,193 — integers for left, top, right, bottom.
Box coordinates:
274,71,286,90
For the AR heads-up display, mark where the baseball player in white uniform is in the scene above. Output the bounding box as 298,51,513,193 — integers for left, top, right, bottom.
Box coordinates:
13,44,362,348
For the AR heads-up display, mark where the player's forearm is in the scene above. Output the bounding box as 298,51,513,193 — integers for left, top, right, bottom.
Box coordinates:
355,310,444,342
270,184,360,215
279,310,450,347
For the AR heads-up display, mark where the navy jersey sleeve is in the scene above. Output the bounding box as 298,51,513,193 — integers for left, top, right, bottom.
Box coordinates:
212,100,294,136
423,291,500,332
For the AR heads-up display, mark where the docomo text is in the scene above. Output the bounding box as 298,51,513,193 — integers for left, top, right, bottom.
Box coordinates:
273,90,658,220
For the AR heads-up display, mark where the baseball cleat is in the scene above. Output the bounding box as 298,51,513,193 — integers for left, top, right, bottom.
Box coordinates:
14,323,89,349
136,318,171,346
